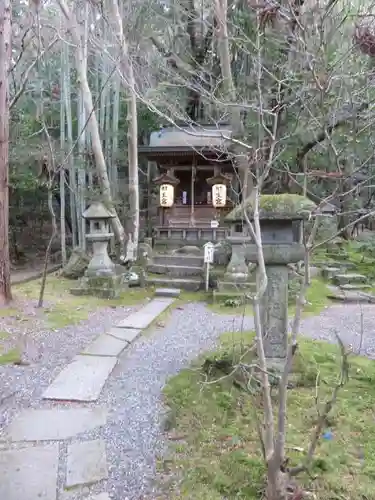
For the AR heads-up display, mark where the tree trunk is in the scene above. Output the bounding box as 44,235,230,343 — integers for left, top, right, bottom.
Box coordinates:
38,186,58,308
110,0,139,260
213,0,252,199
265,467,288,500
63,39,78,247
0,0,12,305
60,45,67,265
111,67,120,199
57,0,125,246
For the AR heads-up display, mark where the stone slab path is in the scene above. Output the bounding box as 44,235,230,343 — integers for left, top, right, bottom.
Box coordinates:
42,298,175,403
43,355,118,402
6,407,107,442
2,300,375,499
114,298,173,329
0,295,177,500
66,440,108,488
0,444,59,500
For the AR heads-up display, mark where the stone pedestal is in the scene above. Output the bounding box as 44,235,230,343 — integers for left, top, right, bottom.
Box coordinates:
258,265,288,359
255,244,305,365
224,194,316,368
85,235,115,277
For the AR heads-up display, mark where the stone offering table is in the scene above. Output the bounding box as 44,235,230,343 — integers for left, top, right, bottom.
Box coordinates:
70,202,127,299
225,194,316,366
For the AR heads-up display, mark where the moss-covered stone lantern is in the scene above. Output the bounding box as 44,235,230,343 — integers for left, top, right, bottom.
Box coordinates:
225,194,316,366
70,202,126,299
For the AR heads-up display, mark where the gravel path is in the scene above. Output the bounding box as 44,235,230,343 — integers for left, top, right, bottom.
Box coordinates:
2,300,375,499
98,303,253,499
300,303,375,357
0,304,141,428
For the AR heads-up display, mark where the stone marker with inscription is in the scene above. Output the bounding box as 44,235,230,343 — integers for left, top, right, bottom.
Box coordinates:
225,194,316,367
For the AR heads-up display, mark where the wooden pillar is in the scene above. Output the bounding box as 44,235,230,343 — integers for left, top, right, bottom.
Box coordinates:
147,161,152,237
190,158,196,226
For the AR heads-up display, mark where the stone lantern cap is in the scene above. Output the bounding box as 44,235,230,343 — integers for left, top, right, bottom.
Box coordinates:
225,194,316,222
82,202,115,220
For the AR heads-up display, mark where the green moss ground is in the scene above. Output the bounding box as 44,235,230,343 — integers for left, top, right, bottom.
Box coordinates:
207,278,331,317
160,332,375,499
10,275,151,328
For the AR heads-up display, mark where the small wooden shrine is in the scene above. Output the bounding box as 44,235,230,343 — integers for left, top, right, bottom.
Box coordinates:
138,124,239,244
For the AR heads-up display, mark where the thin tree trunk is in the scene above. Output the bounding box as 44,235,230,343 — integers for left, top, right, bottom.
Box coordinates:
63,41,77,247
112,65,120,199
0,0,12,305
77,2,89,250
60,46,67,265
110,0,139,260
38,184,58,308
57,0,125,246
213,0,252,199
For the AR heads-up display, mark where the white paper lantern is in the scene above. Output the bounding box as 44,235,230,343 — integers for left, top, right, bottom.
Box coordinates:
212,184,227,208
159,184,174,207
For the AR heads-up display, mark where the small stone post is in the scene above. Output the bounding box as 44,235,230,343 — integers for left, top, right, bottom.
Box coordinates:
225,194,316,367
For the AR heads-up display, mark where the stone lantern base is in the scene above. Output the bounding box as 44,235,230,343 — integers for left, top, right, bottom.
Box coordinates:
70,270,128,299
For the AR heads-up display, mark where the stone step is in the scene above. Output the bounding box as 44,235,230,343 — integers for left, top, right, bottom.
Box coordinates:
340,284,372,291
332,273,367,286
146,276,201,291
321,267,341,280
153,239,206,250
148,263,203,277
152,254,204,267
154,288,181,298
327,285,375,303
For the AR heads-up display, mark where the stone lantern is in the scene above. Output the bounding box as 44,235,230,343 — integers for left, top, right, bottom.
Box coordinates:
225,194,316,367
70,202,126,298
83,202,116,277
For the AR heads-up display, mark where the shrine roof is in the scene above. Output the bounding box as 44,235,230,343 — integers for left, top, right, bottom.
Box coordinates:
139,124,233,157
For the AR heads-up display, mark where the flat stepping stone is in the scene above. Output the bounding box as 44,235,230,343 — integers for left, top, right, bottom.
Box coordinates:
89,495,110,500
154,287,181,298
333,273,367,286
0,444,58,500
327,285,375,303
82,334,128,357
107,327,141,343
340,284,371,291
5,407,107,442
114,298,175,329
43,355,117,402
66,439,108,488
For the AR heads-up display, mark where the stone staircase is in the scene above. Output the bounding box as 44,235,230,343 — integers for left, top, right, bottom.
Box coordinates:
322,266,375,303
146,252,204,291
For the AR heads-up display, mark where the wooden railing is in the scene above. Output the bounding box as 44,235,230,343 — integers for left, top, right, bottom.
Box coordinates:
154,225,228,243
161,204,232,227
